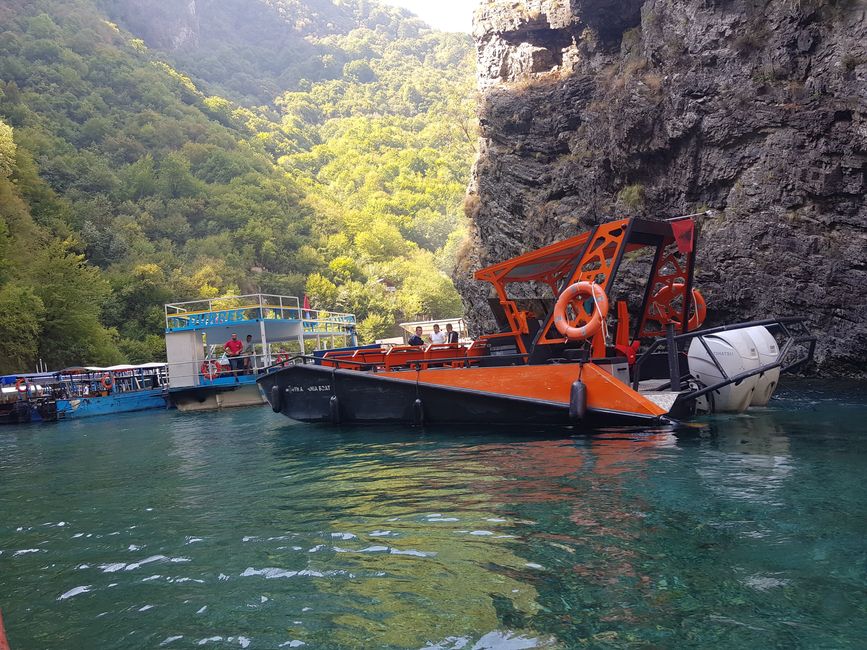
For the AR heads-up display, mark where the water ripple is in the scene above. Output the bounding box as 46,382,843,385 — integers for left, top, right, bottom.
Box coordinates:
0,382,865,647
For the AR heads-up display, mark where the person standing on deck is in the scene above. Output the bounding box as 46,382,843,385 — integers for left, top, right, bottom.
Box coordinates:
446,323,459,344
243,334,256,374
224,333,244,378
430,324,446,344
408,326,424,346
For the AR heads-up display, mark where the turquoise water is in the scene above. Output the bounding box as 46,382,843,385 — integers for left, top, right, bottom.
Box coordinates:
1,381,866,649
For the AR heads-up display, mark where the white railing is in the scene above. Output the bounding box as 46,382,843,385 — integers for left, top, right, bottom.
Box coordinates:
164,293,355,331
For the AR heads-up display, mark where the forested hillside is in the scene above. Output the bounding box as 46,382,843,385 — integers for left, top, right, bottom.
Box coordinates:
0,0,475,372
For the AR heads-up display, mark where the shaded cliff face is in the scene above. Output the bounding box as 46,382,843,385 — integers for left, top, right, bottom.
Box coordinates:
104,0,202,49
459,0,867,375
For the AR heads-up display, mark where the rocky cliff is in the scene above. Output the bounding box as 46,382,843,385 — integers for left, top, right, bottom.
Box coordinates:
458,0,867,375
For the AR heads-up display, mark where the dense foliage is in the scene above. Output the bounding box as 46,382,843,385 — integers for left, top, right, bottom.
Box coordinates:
0,0,474,371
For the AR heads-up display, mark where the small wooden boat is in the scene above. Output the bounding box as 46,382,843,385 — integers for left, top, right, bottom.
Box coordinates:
259,217,815,427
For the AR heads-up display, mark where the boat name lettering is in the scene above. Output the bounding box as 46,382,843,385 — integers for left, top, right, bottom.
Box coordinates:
287,385,331,393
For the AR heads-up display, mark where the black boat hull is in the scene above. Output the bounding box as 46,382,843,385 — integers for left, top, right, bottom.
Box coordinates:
258,365,663,428
0,399,59,425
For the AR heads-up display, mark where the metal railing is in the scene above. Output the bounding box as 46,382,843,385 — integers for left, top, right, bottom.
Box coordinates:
164,294,356,332
264,352,530,373
631,317,817,399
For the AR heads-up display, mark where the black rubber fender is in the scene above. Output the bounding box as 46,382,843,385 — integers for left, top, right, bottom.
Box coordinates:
329,395,340,425
412,398,424,426
569,380,586,421
270,385,282,413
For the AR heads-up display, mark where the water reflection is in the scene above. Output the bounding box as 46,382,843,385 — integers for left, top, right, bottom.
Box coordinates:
693,414,793,505
263,429,553,648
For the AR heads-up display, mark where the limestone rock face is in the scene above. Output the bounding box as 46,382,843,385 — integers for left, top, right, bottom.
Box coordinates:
110,0,201,50
460,0,867,376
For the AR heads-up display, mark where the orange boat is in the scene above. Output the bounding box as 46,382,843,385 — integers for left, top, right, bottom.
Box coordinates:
259,217,815,427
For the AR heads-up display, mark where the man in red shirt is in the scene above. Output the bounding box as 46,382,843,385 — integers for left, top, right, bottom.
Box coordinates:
224,333,244,377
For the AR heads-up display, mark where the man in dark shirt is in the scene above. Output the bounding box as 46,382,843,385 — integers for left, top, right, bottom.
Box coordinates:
445,323,459,344
407,326,424,346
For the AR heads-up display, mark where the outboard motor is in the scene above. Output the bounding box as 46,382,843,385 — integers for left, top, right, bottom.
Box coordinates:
743,326,781,406
687,330,760,413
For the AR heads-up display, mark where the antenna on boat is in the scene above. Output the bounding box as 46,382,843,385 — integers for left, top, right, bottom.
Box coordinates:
666,210,714,221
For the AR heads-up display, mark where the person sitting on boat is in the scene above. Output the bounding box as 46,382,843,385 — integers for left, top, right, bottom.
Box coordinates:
430,324,446,344
224,333,244,377
445,323,459,344
243,334,255,374
408,326,424,346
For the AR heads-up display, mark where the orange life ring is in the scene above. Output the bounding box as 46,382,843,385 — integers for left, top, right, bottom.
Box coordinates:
101,374,113,389
14,378,27,393
553,281,610,341
651,284,707,330
201,360,223,380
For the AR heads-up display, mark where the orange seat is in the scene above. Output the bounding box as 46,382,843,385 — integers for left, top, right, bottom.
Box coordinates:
321,351,356,368
352,348,387,370
465,340,490,365
423,344,466,369
384,346,426,370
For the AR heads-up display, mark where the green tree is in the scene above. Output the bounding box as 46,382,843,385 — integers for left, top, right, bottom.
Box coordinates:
305,273,338,309
357,312,392,343
0,119,15,179
0,284,45,374
355,221,411,261
157,153,200,199
344,60,377,83
28,242,122,367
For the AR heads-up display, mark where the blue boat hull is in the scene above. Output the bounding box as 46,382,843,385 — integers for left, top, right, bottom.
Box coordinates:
57,390,167,419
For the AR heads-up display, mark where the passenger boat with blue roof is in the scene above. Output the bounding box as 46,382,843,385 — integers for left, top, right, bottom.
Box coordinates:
52,364,168,419
0,364,168,424
163,294,357,411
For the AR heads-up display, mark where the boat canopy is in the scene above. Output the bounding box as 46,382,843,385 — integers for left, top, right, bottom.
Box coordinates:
475,233,591,287
399,318,467,336
0,373,57,386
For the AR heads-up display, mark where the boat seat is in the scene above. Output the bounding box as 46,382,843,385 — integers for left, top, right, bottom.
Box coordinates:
422,344,466,369
351,349,387,370
321,351,357,368
487,298,511,332
384,346,425,370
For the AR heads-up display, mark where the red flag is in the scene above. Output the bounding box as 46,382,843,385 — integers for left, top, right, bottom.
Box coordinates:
303,294,311,310
670,218,694,254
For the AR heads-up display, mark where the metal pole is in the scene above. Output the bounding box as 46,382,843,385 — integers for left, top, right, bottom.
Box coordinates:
259,319,269,369
666,323,681,391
